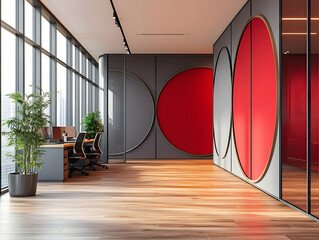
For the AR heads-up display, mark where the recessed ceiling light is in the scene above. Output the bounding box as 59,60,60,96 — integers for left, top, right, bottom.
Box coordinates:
282,18,319,21
136,33,190,36
282,32,317,35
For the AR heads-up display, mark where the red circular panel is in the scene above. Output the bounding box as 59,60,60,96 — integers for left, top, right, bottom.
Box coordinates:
233,17,278,181
157,68,213,155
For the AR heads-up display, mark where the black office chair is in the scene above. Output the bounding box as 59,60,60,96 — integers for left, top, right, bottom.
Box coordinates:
82,132,108,171
68,132,89,178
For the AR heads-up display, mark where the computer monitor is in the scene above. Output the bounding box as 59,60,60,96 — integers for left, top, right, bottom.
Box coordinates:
38,127,49,140
52,126,76,140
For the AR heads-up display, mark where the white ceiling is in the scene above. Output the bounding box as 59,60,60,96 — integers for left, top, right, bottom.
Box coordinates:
41,0,247,60
114,0,247,54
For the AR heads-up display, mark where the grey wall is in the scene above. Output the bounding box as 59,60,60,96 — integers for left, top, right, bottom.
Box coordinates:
101,54,213,160
213,25,232,172
213,0,280,197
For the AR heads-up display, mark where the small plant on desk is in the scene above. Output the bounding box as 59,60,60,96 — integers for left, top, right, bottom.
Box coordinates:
81,111,104,139
2,87,52,197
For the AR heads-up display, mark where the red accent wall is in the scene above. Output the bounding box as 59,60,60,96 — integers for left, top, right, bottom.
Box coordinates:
157,68,213,155
233,18,277,181
251,18,278,180
233,22,251,178
282,54,319,170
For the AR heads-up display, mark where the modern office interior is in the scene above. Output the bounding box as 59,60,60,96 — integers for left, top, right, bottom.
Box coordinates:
1,0,319,239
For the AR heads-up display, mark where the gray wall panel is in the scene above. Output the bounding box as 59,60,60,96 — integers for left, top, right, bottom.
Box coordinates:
213,26,232,172
252,0,280,198
105,54,213,159
125,55,156,159
107,55,124,159
156,55,213,159
231,2,251,68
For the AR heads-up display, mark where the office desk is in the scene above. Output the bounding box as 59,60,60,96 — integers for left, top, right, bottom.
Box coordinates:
38,139,94,182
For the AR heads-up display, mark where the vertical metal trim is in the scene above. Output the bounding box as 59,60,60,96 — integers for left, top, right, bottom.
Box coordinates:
66,38,72,126
74,46,79,132
49,22,57,127
81,52,86,122
212,52,214,163
279,0,283,200
307,0,311,213
155,56,157,159
33,6,41,95
230,23,233,173
250,10,253,180
88,60,92,113
0,0,2,190
106,55,108,163
124,54,126,163
16,0,24,96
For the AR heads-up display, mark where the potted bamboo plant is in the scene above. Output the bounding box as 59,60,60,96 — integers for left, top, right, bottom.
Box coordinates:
81,111,104,139
2,89,51,197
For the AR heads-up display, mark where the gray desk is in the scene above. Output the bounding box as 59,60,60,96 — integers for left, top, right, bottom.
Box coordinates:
38,140,94,182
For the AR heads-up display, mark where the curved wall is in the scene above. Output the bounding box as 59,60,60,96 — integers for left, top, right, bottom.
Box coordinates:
157,68,213,156
213,48,232,159
233,16,278,182
213,0,280,197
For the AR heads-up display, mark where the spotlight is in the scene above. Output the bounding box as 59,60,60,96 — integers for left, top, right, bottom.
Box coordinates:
113,12,116,20
115,18,120,27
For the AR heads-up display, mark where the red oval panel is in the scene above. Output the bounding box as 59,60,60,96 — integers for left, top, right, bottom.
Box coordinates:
233,17,278,181
157,68,213,155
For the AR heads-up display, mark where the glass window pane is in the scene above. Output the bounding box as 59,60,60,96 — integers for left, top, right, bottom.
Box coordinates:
1,28,16,189
1,0,16,28
79,77,82,126
99,89,104,124
72,72,76,126
72,45,75,69
57,63,66,126
41,16,50,52
25,43,33,96
79,52,82,74
25,0,34,41
92,84,95,110
86,59,89,78
86,81,89,113
57,30,66,63
92,65,96,84
41,53,50,116
311,0,319,217
282,0,307,211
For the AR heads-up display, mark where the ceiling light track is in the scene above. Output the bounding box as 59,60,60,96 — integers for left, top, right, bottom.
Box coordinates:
110,0,131,54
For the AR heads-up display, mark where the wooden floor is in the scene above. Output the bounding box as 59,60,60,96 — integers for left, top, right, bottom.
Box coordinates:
1,160,319,240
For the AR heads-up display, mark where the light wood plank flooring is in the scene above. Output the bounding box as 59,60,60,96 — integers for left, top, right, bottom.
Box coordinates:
1,159,319,240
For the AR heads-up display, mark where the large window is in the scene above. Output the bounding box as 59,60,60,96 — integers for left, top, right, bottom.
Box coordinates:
72,73,76,126
100,89,104,124
25,43,33,95
25,0,34,41
57,63,66,126
0,0,100,190
1,28,16,189
41,16,50,51
57,30,66,63
41,53,50,116
1,0,16,28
